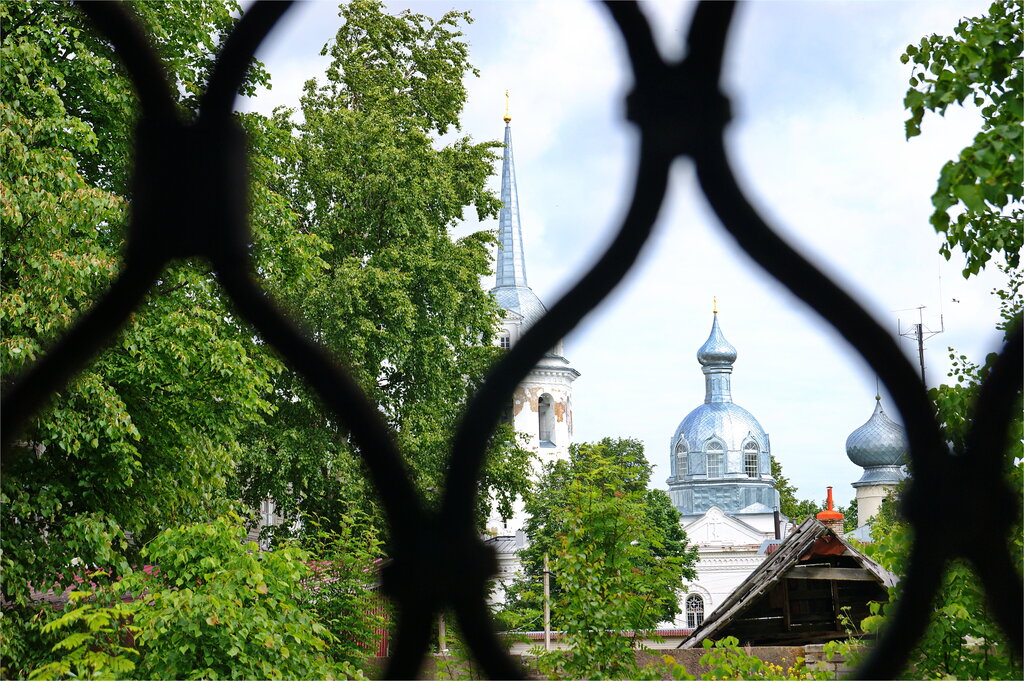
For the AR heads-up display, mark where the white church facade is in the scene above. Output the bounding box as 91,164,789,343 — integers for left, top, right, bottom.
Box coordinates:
664,311,787,628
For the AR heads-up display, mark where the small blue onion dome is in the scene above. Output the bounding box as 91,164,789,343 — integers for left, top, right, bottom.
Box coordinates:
846,397,908,468
697,314,737,368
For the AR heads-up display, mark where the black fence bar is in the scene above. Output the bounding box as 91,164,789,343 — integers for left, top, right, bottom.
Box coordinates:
1,2,1020,679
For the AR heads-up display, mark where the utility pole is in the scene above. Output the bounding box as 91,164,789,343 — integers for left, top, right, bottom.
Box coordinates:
543,553,551,651
438,611,447,654
898,306,944,385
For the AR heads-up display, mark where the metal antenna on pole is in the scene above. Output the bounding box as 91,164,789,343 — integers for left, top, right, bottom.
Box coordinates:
897,305,945,385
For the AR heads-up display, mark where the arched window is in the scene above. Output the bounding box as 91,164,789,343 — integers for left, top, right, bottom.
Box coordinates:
743,441,759,478
705,441,724,477
538,393,555,444
675,441,688,477
686,594,705,628
498,331,511,350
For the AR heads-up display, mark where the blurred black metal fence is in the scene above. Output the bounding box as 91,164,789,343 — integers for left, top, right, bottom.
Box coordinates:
2,2,1020,679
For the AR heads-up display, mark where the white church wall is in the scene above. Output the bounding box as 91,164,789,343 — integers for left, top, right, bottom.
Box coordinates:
669,551,766,628
855,484,889,527
488,367,575,536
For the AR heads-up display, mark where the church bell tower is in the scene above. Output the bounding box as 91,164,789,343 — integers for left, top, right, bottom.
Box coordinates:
487,97,579,535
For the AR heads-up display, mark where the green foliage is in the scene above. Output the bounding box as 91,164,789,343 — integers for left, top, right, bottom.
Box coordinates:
0,1,268,197
233,0,529,536
28,585,140,681
772,455,821,525
0,0,325,614
770,455,800,520
1,0,521,674
656,636,862,681
865,517,1023,679
993,263,1024,334
27,517,369,680
299,514,388,670
1,605,64,680
836,502,858,535
697,637,824,680
434,617,487,681
901,0,1022,277
503,438,698,680
788,499,824,527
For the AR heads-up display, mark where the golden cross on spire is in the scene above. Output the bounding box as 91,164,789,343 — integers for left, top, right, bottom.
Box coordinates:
504,90,511,123
713,296,718,314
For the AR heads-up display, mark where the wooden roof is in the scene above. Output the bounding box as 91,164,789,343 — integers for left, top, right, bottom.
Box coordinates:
680,517,897,648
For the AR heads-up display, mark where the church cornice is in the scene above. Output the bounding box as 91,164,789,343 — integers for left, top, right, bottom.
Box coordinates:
695,555,766,567
668,477,777,486
524,367,581,380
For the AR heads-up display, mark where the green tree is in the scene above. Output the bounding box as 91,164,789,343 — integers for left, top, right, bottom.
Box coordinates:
865,466,1022,678
299,514,389,671
28,516,370,680
836,501,858,535
0,2,329,672
0,0,325,608
770,454,822,525
0,0,526,673
503,438,698,678
234,0,531,537
902,0,1022,277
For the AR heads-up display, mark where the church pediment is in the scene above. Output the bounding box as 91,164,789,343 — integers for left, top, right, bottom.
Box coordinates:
501,308,525,323
683,506,767,546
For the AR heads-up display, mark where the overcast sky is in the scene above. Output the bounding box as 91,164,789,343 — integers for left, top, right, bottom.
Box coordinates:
241,0,1005,508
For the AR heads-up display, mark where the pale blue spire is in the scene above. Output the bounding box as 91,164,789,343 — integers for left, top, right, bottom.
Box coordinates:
495,121,528,288
697,312,737,403
491,113,549,332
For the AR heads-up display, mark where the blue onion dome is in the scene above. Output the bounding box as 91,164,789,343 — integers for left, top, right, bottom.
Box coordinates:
666,311,776,516
697,314,737,368
676,311,768,460
673,402,769,453
846,397,908,468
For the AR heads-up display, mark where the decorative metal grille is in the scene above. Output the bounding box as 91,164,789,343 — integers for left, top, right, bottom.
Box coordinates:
2,2,1020,679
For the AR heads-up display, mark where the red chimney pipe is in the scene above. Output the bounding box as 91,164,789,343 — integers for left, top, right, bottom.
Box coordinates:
817,486,843,521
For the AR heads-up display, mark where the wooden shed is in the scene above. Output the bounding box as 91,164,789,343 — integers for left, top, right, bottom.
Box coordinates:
680,517,896,647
